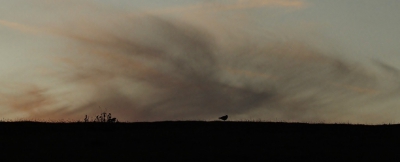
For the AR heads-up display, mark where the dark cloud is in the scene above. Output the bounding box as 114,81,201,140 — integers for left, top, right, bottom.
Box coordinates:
2,5,399,123
51,15,278,121
47,13,391,123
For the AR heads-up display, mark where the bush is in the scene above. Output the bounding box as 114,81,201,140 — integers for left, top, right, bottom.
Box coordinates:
85,112,118,123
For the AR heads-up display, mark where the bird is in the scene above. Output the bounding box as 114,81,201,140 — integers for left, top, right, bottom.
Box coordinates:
219,115,228,121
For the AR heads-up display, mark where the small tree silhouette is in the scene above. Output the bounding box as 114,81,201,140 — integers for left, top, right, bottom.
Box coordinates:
87,111,118,123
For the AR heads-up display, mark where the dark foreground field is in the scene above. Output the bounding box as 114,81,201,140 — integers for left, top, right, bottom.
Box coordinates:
1,121,400,161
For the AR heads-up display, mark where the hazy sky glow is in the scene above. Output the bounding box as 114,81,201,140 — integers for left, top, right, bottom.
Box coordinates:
0,0,400,123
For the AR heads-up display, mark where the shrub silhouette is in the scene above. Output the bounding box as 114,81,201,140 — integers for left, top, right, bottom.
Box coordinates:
85,112,118,123
84,115,89,122
219,115,228,121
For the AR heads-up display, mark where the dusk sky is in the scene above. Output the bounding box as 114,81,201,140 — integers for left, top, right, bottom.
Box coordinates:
0,0,399,123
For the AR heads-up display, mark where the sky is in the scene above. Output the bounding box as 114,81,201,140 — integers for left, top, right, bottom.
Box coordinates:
0,0,399,123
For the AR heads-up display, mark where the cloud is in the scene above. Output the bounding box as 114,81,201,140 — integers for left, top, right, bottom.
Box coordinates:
35,12,398,123
0,20,40,34
232,0,305,9
0,84,55,118
148,0,305,15
1,2,399,124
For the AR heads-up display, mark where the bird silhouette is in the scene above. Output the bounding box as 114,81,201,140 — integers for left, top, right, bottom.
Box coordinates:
219,115,228,121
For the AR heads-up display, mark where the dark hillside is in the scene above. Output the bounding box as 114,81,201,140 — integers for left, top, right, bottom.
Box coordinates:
1,121,399,161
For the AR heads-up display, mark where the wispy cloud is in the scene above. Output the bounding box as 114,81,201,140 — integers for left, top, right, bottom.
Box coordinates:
40,13,398,123
148,0,305,15
0,19,40,34
2,1,400,123
231,0,305,9
0,84,54,117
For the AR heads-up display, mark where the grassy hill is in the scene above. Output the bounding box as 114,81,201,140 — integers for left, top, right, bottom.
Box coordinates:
1,121,399,161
